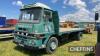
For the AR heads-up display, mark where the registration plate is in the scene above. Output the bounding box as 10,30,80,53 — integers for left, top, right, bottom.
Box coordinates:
19,43,24,47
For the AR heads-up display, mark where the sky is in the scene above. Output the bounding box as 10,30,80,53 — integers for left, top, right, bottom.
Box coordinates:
0,0,100,22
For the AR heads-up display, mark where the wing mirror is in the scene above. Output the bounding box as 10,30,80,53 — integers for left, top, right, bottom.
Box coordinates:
95,12,99,21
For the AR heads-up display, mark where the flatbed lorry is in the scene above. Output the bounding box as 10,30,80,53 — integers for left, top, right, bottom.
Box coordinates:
0,27,14,38
13,3,85,54
0,17,15,39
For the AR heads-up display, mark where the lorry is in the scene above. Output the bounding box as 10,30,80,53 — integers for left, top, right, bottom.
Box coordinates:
13,3,85,54
6,19,18,27
85,23,95,34
0,17,14,39
76,22,95,34
60,21,75,28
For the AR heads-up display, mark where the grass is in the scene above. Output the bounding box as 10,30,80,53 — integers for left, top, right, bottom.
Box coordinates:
0,32,97,56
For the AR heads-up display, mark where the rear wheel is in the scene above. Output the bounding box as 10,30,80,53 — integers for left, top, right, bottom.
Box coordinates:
76,32,83,41
46,37,58,54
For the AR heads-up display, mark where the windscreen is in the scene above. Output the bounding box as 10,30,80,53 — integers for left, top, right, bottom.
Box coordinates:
20,8,42,22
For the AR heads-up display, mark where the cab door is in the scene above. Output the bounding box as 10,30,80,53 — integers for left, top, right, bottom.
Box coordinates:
43,9,54,33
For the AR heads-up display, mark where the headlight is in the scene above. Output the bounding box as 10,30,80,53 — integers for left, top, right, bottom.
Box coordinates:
26,33,28,36
17,32,19,34
21,33,24,35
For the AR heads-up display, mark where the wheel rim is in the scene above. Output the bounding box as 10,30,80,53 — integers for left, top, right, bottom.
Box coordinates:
50,42,57,50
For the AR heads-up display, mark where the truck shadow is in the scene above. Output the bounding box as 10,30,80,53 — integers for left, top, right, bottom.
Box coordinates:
14,38,74,56
58,38,75,47
14,46,47,56
0,38,13,41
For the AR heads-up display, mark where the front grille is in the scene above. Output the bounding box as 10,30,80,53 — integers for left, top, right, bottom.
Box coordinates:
14,31,34,38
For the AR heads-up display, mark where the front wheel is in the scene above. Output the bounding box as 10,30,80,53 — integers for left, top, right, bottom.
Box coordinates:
46,37,58,54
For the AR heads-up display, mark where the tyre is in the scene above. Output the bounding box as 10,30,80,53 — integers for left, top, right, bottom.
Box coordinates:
46,37,58,54
76,32,83,41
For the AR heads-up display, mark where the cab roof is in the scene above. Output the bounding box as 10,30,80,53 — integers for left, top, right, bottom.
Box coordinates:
21,2,51,10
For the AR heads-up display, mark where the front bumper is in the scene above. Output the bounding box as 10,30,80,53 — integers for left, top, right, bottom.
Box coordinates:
13,40,39,49
13,30,46,49
13,34,46,49
13,40,46,49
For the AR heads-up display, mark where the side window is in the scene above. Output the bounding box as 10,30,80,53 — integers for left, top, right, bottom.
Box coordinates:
44,10,52,22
